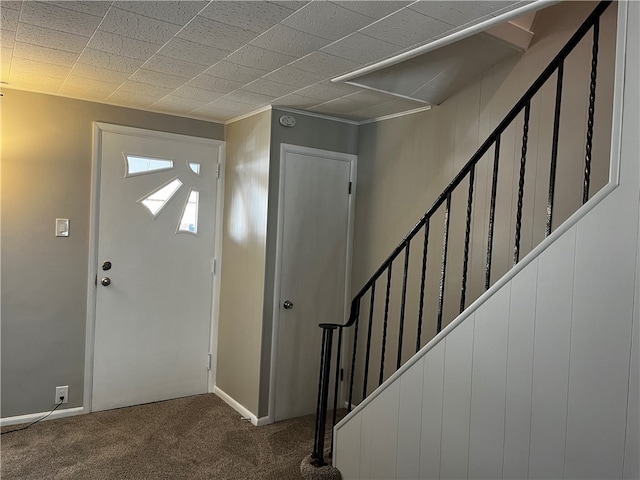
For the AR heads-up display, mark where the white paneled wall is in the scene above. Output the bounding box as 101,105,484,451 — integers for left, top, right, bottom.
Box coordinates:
333,4,639,478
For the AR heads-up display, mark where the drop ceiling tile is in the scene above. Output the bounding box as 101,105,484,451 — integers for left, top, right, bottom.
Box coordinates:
273,93,320,109
99,8,181,45
87,31,160,61
289,51,361,77
177,16,258,52
129,69,186,89
342,89,394,106
68,63,131,84
16,23,89,53
108,90,159,108
199,1,295,34
1,2,21,10
488,1,527,17
9,70,65,90
243,78,293,98
309,97,369,115
359,9,450,48
142,55,207,79
263,66,325,88
225,45,296,72
58,85,112,102
1,47,12,81
12,42,79,67
250,24,329,57
334,1,411,19
282,2,373,41
192,101,255,120
294,81,359,101
349,98,425,119
187,74,243,93
203,61,268,84
20,2,103,37
158,38,230,66
63,75,121,93
269,1,310,11
408,1,516,27
10,57,71,77
212,98,263,113
77,49,144,74
321,33,401,64
152,95,204,113
47,1,112,17
0,28,15,49
115,1,207,25
116,80,174,98
222,89,275,106
173,85,226,102
1,5,19,31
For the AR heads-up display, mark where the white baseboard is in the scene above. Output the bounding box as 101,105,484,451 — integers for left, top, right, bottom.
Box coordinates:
212,386,272,426
1,406,85,427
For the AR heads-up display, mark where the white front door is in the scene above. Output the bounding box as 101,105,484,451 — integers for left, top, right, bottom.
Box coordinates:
91,124,223,412
273,145,356,421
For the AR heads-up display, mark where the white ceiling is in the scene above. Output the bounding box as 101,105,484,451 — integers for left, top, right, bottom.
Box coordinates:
0,1,531,123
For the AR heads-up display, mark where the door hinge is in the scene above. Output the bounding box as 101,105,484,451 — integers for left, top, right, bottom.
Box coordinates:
348,182,352,194
340,368,344,381
211,258,217,274
216,163,221,179
207,353,212,370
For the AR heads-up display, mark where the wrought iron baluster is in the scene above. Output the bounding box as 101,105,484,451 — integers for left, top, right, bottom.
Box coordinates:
397,243,411,369
514,100,531,266
312,325,335,466
362,283,376,399
347,301,360,411
486,136,501,290
583,18,600,204
547,62,564,237
379,265,393,386
460,166,475,313
330,326,343,455
312,327,330,465
416,220,430,352
437,193,452,333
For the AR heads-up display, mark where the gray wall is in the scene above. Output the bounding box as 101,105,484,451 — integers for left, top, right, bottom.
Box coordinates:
350,1,617,393
1,89,223,417
217,110,271,416
258,109,358,417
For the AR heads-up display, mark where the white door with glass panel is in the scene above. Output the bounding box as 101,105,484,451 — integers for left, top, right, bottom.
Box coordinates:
92,124,223,412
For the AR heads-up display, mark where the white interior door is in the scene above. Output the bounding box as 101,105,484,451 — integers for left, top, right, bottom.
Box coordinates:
274,145,356,421
92,124,222,412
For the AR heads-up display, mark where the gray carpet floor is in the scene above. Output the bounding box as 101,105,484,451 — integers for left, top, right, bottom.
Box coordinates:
0,394,326,480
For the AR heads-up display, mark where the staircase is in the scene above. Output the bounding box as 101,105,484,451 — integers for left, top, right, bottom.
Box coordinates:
306,1,640,478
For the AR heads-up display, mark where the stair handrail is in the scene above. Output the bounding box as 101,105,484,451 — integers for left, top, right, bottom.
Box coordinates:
311,0,611,467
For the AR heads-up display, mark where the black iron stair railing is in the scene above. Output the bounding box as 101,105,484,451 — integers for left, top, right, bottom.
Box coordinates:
311,0,612,467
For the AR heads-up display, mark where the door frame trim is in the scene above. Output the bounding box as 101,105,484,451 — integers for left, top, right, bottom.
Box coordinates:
267,143,357,423
83,122,226,412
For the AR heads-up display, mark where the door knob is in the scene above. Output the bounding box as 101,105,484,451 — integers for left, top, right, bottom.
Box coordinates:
101,277,111,287
102,261,112,271
283,300,294,310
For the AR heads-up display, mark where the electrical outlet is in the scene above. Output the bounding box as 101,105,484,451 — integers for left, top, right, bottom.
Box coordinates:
55,386,68,404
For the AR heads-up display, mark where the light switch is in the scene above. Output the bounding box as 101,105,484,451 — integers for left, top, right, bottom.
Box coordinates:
56,218,69,237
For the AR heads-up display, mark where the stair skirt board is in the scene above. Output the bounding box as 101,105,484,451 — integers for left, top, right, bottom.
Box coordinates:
335,180,618,435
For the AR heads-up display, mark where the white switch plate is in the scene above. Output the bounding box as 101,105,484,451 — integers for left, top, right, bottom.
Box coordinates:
56,218,69,237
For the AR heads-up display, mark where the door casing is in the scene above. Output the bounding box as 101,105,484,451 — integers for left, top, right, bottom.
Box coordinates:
267,143,357,424
84,122,226,412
